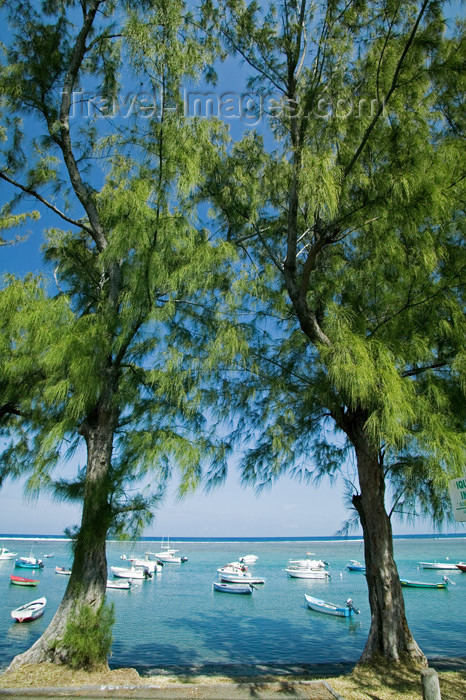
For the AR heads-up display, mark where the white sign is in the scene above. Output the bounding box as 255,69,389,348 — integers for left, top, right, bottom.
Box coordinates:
448,476,466,522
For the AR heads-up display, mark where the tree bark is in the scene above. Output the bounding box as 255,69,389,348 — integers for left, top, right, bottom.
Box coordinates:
8,415,114,670
349,418,426,665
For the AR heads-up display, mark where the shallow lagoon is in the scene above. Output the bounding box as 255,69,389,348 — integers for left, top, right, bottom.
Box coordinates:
1,537,465,670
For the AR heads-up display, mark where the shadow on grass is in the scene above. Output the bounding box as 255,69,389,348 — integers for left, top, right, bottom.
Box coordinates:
329,658,466,700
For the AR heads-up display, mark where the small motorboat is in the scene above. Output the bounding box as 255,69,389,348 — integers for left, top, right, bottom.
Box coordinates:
346,560,366,572
0,547,18,560
212,581,253,594
418,561,458,570
455,562,466,572
285,568,330,579
55,566,72,575
15,557,44,569
400,576,455,589
10,575,40,587
110,566,152,580
147,538,187,563
288,558,328,569
11,597,46,622
219,571,265,583
305,594,360,617
127,555,163,573
238,555,258,564
106,579,131,590
44,553,54,558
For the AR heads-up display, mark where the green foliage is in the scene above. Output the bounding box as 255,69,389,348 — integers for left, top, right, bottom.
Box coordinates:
61,602,115,670
204,0,466,526
0,0,231,547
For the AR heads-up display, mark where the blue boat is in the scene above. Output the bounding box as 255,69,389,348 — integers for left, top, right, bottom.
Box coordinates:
346,560,366,572
305,594,360,617
15,557,44,569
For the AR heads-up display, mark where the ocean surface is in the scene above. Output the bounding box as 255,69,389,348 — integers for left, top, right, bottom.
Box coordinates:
0,536,465,671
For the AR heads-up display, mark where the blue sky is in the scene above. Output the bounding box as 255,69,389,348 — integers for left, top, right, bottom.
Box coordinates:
1,1,464,539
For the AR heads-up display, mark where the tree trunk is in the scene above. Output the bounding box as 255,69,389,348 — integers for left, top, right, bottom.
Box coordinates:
350,423,426,665
8,418,114,670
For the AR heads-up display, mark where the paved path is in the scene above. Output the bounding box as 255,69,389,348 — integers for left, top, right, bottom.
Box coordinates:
0,679,344,699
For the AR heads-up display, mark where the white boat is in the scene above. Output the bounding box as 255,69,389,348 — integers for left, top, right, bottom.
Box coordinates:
44,553,54,558
0,547,18,560
305,594,359,617
218,569,265,584
238,555,258,564
11,597,46,622
110,565,152,580
218,561,249,572
55,566,72,575
127,555,163,573
148,551,183,563
419,561,459,570
106,579,131,590
147,538,187,564
288,558,328,569
213,581,253,594
285,568,331,579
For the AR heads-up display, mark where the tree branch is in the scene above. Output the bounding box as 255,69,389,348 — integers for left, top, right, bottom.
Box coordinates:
59,0,108,252
343,0,430,179
0,171,94,234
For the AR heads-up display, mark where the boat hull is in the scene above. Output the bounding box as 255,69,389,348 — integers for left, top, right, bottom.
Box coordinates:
304,594,354,617
111,566,151,579
400,579,448,588
456,563,466,572
55,567,71,575
419,562,458,570
10,576,39,586
213,582,252,594
11,597,46,622
106,580,131,589
285,569,330,579
15,559,43,569
219,571,265,584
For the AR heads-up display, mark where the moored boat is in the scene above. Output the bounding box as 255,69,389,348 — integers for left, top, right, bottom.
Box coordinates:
213,581,253,594
15,557,44,569
148,538,187,563
400,576,455,589
10,575,39,587
111,565,152,580
305,594,359,617
238,555,258,564
128,555,163,573
219,570,265,584
288,558,328,569
418,561,458,570
285,568,330,579
44,553,54,558
455,562,466,572
106,579,131,589
346,560,366,572
11,597,46,622
0,547,18,560
55,566,72,575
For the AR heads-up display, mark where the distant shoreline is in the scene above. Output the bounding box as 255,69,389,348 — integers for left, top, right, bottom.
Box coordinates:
0,533,465,543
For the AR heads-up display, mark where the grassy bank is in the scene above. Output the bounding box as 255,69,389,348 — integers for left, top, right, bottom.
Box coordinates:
0,661,465,698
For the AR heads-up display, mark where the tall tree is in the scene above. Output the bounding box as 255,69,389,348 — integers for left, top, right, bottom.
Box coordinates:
0,0,228,668
204,0,465,664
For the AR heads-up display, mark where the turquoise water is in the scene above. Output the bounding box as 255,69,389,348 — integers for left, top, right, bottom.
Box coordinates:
1,537,465,670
